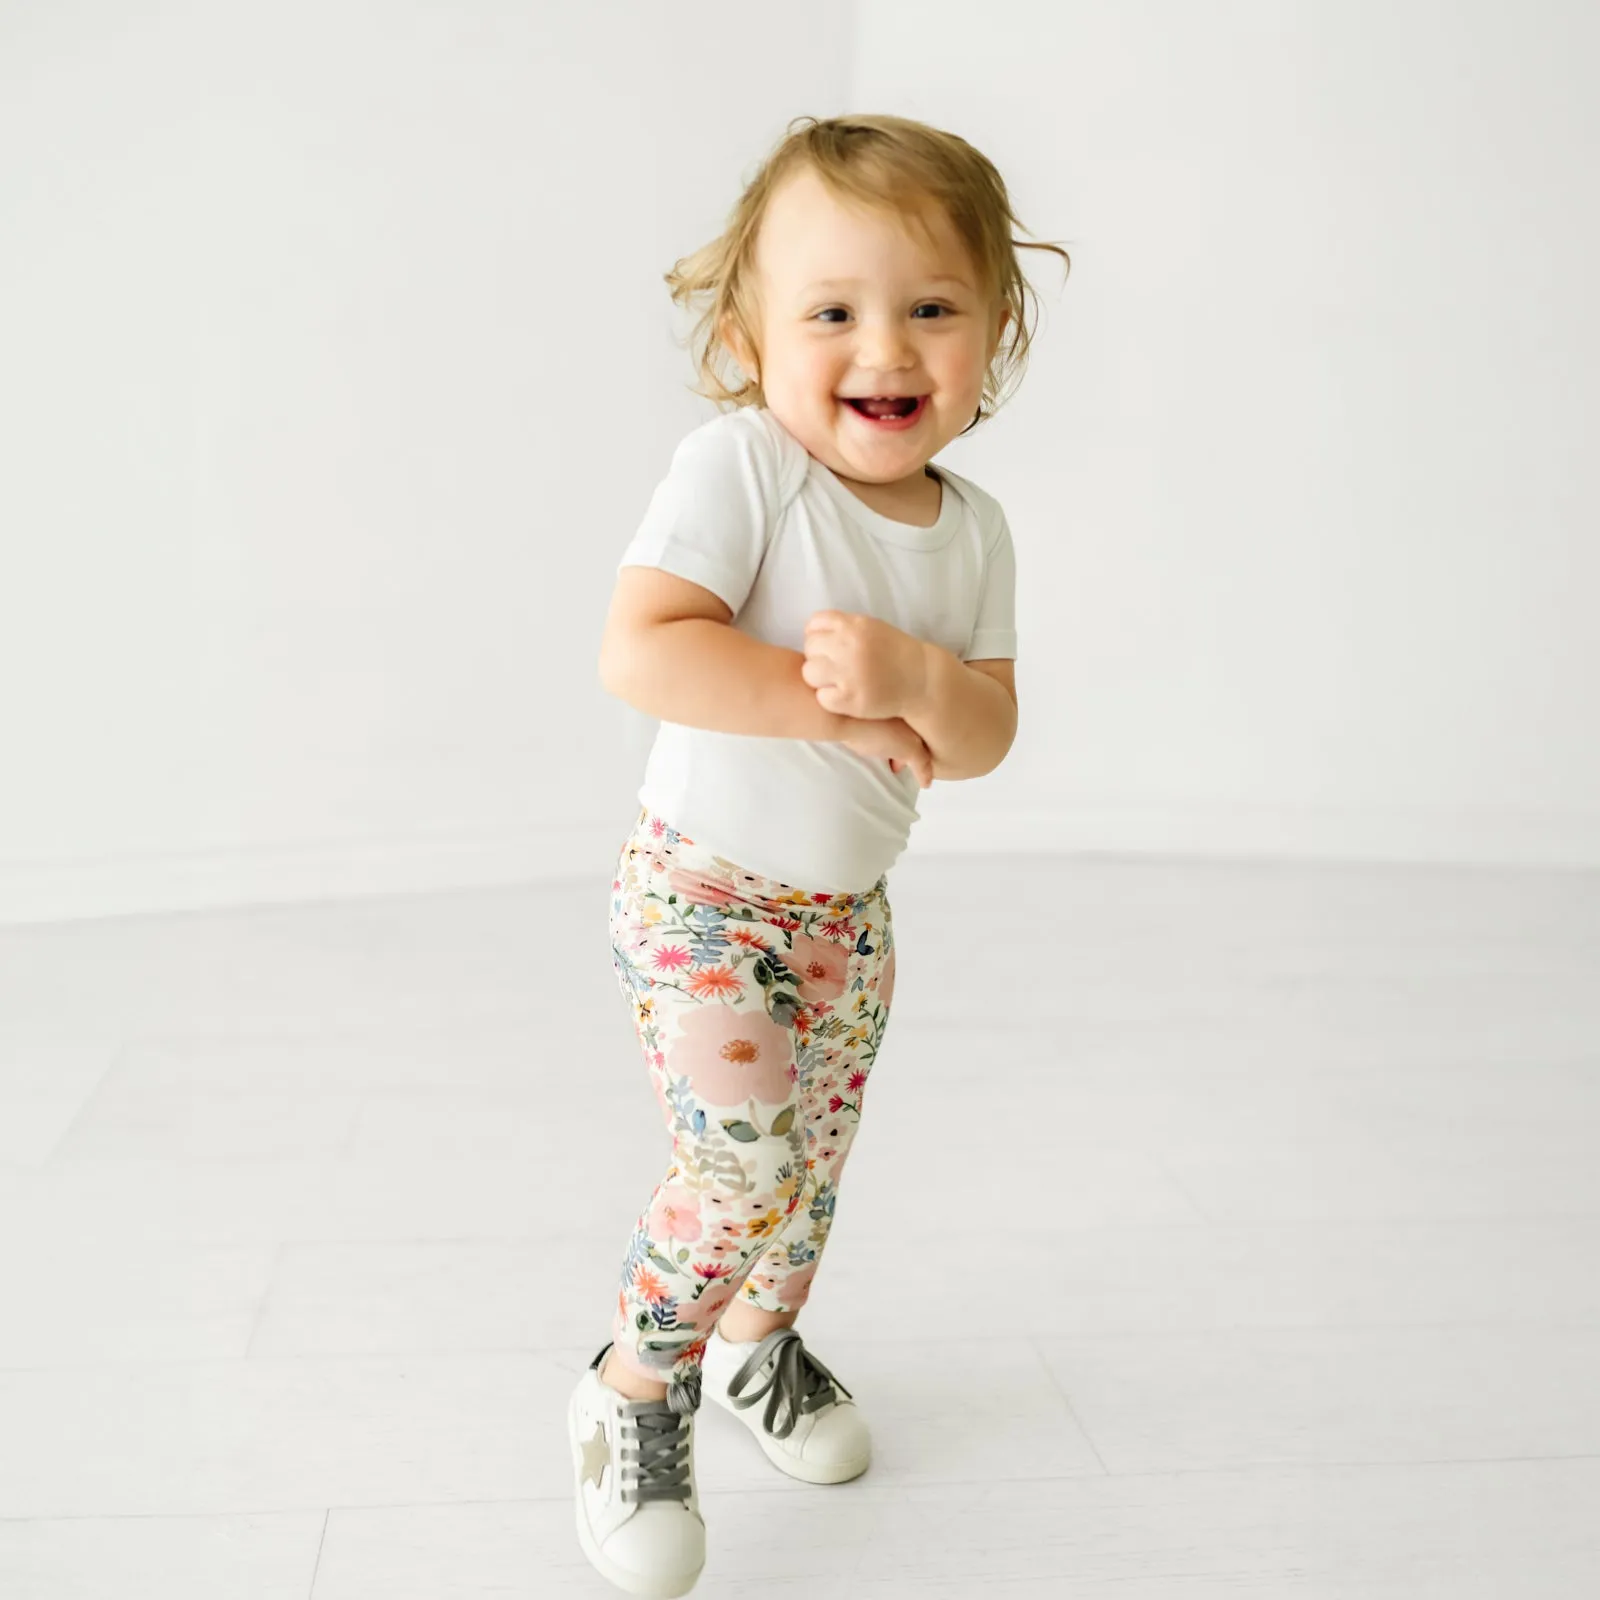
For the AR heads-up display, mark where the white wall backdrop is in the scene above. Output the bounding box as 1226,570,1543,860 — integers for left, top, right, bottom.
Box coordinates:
895,0,1600,872
3,0,1596,925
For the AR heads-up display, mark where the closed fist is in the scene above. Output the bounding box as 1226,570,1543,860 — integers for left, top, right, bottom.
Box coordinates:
801,610,928,722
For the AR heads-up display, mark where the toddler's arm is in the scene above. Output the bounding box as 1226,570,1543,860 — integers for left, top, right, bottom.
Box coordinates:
603,612,851,743
600,565,933,782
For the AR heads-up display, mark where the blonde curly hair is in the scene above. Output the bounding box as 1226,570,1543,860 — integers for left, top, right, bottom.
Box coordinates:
664,113,1071,436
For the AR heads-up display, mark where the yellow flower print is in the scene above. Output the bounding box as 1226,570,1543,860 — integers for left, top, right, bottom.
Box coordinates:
745,1208,784,1238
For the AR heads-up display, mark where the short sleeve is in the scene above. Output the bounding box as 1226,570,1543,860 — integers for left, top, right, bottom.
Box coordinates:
615,415,777,616
963,508,1018,660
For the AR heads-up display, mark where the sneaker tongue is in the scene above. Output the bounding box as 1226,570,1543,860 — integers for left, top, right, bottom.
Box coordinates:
857,396,915,418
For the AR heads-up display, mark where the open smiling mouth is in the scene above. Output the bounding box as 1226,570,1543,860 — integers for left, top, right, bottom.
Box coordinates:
841,395,927,429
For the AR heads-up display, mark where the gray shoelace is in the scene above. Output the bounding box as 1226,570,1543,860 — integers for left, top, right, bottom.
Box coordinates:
726,1328,851,1440
617,1368,700,1506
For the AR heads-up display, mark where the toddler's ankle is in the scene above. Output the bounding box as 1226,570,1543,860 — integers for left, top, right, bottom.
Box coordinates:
599,1348,669,1403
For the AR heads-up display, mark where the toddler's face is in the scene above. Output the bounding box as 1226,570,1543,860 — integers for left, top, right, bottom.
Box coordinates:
723,166,1009,498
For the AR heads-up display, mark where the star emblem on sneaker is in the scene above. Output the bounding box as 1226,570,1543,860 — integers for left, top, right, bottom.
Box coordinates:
579,1419,610,1489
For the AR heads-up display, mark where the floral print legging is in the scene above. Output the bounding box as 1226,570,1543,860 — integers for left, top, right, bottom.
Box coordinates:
607,805,897,1392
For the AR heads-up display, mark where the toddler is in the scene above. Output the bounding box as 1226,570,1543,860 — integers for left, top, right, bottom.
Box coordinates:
567,112,1068,1598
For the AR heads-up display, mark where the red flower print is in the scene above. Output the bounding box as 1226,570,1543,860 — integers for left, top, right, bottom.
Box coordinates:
728,929,770,950
686,965,743,999
693,1261,734,1280
820,918,851,939
633,1266,669,1304
828,1094,844,1113
847,1069,867,1093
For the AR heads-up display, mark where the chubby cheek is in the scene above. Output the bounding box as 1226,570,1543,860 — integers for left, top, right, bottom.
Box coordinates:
803,360,853,418
762,342,841,403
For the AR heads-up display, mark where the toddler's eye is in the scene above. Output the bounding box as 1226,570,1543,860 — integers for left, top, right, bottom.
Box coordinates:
812,304,950,323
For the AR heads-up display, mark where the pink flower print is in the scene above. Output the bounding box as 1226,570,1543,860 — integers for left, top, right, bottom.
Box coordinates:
879,945,896,1010
649,1184,702,1244
667,866,741,908
786,934,848,1002
700,1277,738,1312
672,1004,796,1105
693,1260,734,1281
712,860,779,901
664,1283,732,1334
652,943,693,974
781,1265,817,1307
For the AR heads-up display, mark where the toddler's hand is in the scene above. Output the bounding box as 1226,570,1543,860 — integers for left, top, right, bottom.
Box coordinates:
837,716,933,789
802,611,929,722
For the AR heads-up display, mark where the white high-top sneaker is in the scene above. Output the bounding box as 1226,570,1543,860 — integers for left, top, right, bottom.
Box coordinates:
568,1342,705,1598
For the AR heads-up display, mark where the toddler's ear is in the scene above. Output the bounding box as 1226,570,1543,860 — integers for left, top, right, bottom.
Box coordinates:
718,313,758,379
991,303,1013,356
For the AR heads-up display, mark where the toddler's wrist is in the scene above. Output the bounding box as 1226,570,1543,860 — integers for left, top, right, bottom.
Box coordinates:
897,639,941,723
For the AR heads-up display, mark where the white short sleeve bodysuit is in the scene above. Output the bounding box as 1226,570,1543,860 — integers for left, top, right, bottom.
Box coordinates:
615,405,1018,894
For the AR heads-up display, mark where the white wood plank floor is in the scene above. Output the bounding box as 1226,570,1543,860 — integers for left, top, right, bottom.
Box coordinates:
2,852,1598,1597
